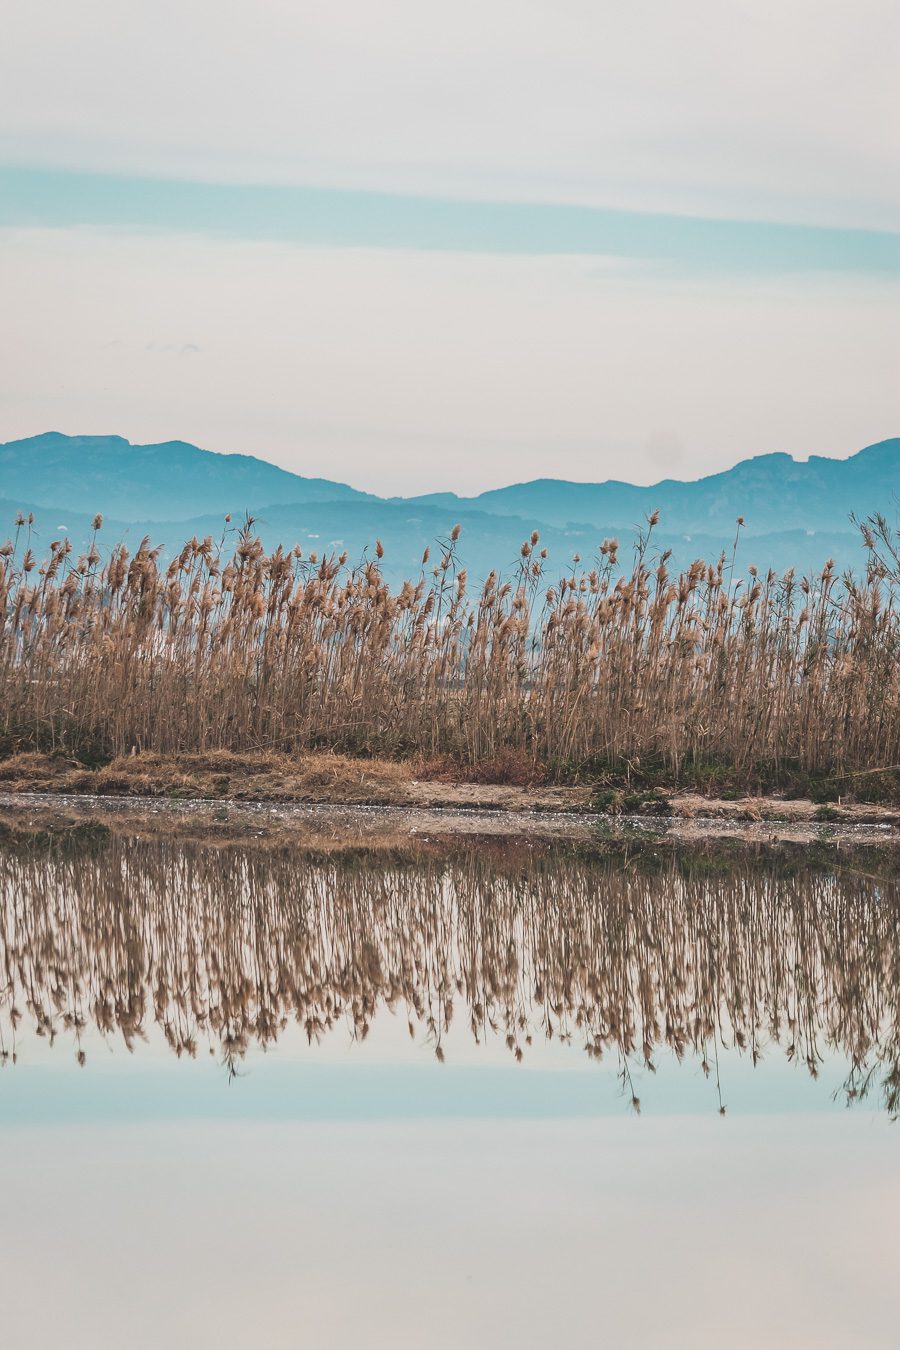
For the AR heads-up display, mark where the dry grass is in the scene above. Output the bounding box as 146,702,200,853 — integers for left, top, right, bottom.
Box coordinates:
0,748,414,803
1,510,899,793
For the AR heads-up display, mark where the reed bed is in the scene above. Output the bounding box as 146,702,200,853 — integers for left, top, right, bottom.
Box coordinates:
1,510,898,786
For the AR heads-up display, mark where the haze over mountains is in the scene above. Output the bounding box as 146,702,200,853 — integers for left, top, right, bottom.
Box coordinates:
2,431,897,583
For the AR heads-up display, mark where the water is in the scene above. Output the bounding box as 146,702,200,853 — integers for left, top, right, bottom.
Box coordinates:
1,811,898,1347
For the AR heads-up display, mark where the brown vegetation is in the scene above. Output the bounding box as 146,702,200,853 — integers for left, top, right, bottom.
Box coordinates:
1,510,899,796
2,752,899,842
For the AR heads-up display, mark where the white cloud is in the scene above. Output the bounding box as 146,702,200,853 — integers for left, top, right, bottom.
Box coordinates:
0,1,898,229
1,227,897,495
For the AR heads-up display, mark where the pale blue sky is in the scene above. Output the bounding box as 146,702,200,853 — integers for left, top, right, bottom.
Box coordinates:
1,1,899,493
4,166,900,275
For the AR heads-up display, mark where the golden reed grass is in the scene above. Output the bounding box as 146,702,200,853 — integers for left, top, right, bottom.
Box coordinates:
1,510,898,784
1,831,898,1112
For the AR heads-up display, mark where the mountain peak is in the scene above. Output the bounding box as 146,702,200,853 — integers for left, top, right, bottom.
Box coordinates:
8,430,131,451
0,432,372,521
1,431,896,546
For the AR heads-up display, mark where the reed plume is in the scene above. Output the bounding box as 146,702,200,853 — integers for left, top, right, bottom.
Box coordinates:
0,512,898,788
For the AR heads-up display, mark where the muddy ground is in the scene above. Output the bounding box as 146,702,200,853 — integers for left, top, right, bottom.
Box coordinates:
0,746,898,848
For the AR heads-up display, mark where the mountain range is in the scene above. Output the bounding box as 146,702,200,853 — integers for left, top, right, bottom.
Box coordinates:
2,431,897,583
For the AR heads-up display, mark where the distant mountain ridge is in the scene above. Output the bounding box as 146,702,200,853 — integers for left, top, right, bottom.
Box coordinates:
1,431,897,582
0,431,374,521
403,438,900,536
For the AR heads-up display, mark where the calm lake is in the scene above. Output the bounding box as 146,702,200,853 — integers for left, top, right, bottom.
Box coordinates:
1,810,898,1348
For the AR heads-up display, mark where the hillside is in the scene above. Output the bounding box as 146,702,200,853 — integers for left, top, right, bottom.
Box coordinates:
404,439,900,536
1,432,896,581
0,432,374,521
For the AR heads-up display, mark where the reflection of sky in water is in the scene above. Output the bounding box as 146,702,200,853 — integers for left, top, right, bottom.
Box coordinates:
1,825,898,1346
0,1017,874,1124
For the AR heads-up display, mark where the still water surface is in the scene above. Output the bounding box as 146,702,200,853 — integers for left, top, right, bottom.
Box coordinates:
1,819,897,1347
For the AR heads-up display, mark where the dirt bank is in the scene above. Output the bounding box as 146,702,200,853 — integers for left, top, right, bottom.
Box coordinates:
0,749,898,846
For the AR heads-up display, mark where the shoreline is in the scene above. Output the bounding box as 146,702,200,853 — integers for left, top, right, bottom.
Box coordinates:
2,786,899,850
0,749,898,829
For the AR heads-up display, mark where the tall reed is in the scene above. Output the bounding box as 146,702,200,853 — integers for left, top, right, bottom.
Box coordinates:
1,510,898,784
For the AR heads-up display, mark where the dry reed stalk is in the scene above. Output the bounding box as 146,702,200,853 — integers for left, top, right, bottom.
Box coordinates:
1,511,898,786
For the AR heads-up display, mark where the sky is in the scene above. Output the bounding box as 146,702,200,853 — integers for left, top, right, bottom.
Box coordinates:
1,1,899,495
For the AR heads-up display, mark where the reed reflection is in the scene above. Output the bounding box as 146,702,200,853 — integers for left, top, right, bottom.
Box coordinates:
1,829,898,1114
